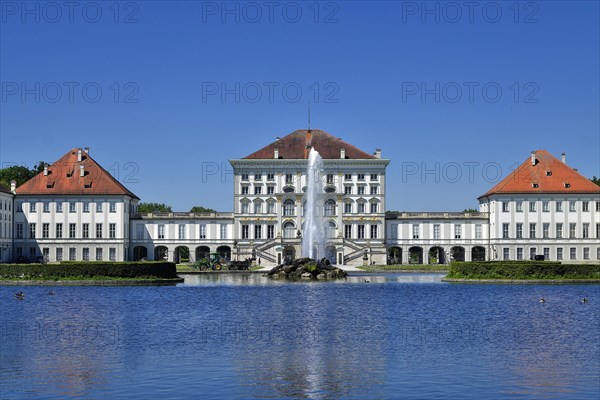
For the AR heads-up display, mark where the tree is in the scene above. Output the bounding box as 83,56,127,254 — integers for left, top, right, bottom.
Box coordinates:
138,202,172,213
591,176,600,186
463,208,478,213
190,206,216,213
0,162,44,189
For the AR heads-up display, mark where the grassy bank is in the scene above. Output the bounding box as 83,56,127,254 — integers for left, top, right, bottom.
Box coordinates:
358,264,448,272
0,261,179,280
446,261,600,280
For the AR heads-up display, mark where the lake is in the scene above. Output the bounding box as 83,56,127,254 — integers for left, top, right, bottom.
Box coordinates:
1,273,598,399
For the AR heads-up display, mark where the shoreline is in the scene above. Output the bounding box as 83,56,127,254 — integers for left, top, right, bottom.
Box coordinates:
443,277,600,284
0,278,184,286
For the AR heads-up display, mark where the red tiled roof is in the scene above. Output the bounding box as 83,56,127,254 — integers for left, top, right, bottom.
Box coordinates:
16,148,139,199
243,129,376,159
480,150,600,198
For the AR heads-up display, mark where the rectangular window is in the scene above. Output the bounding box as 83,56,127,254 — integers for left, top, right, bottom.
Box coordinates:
557,247,563,260
358,203,365,213
241,203,249,213
556,223,563,239
344,174,352,181
69,202,76,213
241,224,249,239
109,223,116,239
267,173,274,181
357,186,365,195
569,201,576,212
597,247,600,260
158,225,165,239
42,247,49,260
433,224,441,239
556,201,563,212
529,247,536,260
529,201,536,212
597,223,600,239
502,223,509,238
69,223,76,238
42,223,49,238
344,186,352,195
370,174,378,181
596,201,600,212
56,223,63,238
199,224,207,239
241,186,249,195
83,247,90,261
517,247,523,260
543,223,549,238
109,248,116,261
241,173,249,181
56,202,63,213
29,247,36,258
220,224,227,239
254,225,262,239
454,225,461,239
96,223,103,238
502,202,509,212
254,186,262,195
267,224,274,239
357,224,365,239
370,203,378,213
370,186,378,195
30,223,36,238
542,201,549,212
516,201,523,212
543,247,550,260
109,203,116,213
412,225,419,239
16,223,23,238
254,173,262,181
569,223,576,238
326,174,334,184
82,223,89,238
178,224,186,240
344,203,352,213
529,223,536,238
56,248,63,261
582,201,589,212
255,202,262,213
43,202,50,213
29,202,36,212
570,247,576,260
285,174,293,184
267,202,275,214
69,247,76,261
96,202,103,213
83,202,90,213
516,223,523,238
370,225,378,239
583,247,590,260
344,224,352,239
96,248,103,261
357,174,365,181
582,223,589,238
475,224,482,239
503,248,510,260
267,186,274,195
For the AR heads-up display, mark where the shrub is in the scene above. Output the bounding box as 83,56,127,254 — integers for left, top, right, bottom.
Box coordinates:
0,262,178,280
447,261,600,280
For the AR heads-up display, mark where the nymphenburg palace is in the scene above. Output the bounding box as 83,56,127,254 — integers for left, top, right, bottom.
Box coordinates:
1,129,599,265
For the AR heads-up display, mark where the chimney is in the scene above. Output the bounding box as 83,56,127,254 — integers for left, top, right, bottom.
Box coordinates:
274,147,279,159
84,147,90,154
43,164,48,176
374,149,382,159
77,149,82,162
80,165,85,177
10,180,16,193
561,152,566,164
340,148,346,159
531,151,536,166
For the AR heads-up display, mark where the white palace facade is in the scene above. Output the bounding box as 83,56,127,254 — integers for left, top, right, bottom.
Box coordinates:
3,129,600,265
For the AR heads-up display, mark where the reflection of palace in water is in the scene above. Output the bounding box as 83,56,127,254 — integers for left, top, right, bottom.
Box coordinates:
3,129,599,266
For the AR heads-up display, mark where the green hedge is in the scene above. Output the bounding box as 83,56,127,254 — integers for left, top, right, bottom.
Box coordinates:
0,262,178,280
447,261,600,280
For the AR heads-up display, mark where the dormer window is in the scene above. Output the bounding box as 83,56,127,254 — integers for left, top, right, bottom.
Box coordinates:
546,171,552,176
564,183,571,188
532,183,539,188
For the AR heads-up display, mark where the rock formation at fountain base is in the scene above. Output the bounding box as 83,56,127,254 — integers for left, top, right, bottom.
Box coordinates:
267,257,348,280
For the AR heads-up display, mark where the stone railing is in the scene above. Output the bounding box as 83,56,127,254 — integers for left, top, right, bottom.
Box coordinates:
385,211,489,219
132,212,234,219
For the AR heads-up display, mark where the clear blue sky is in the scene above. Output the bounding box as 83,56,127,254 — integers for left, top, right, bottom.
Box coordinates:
1,1,598,211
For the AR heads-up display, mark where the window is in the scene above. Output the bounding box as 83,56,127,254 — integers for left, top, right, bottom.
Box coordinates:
69,202,76,213
82,223,89,238
96,223,103,238
108,223,116,239
283,222,295,239
357,174,365,181
179,224,186,240
241,173,249,181
29,247,36,258
283,199,295,216
597,223,600,239
370,174,378,181
254,173,262,181
96,202,103,212
344,186,352,195
109,203,116,213
56,202,63,213
583,247,590,260
254,201,262,213
556,201,563,212
158,224,165,239
56,248,63,261
542,201,549,212
344,203,352,213
83,248,90,261
569,223,576,238
29,202,36,212
570,247,576,260
83,202,90,213
69,223,76,238
96,248,103,261
370,224,378,239
254,225,262,239
241,186,249,195
557,247,563,260
543,247,550,260
42,248,49,261
357,224,365,239
267,173,274,181
582,201,589,212
220,224,227,239
529,201,536,212
267,202,275,214
16,223,23,238
241,224,249,239
43,202,49,213
30,223,36,238
136,225,144,239
391,224,398,239
254,186,262,195
344,174,352,181
412,225,420,239
345,224,352,239
583,223,589,239
556,223,563,239
596,201,600,212
370,203,378,213
597,247,600,260
42,223,49,238
503,248,510,260
516,223,523,238
502,202,509,212
69,247,76,261
529,248,536,260
434,224,441,239
517,247,523,260
109,248,116,261
267,224,275,239
326,174,334,184
516,201,523,212
454,225,461,239
285,174,293,184
529,223,536,239
569,201,576,212
502,223,509,238
370,186,378,195
358,203,365,213
324,199,336,216
357,186,365,195
241,202,249,213
55,223,62,238
267,186,274,195
475,224,482,239
199,224,206,239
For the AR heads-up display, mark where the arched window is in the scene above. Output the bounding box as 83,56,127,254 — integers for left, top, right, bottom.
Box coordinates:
283,222,296,239
324,199,336,216
283,199,295,216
